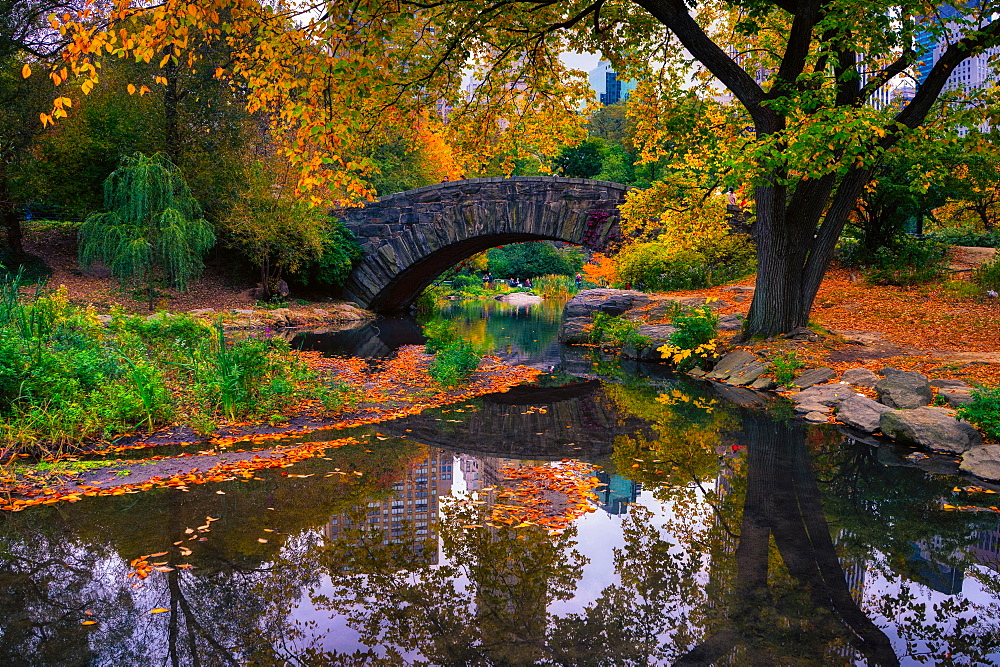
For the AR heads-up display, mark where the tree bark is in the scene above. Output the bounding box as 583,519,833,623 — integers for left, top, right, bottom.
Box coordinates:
0,164,24,254
164,57,180,164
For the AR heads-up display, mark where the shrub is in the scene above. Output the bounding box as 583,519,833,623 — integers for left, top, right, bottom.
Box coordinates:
769,351,804,386
957,386,1000,441
972,257,1000,291
616,234,756,291
657,306,720,370
423,319,460,353
589,312,651,349
926,227,1000,248
839,236,949,285
428,339,481,386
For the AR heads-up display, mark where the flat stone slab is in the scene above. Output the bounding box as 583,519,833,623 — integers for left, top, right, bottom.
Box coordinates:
789,367,837,389
836,394,893,433
841,368,879,388
496,292,543,306
875,370,932,409
705,350,758,381
563,289,650,318
879,407,982,454
939,387,974,407
717,314,744,332
637,324,679,342
792,384,853,407
961,445,1000,481
726,361,769,387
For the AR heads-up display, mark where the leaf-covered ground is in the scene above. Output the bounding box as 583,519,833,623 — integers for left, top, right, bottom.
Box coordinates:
651,266,1000,386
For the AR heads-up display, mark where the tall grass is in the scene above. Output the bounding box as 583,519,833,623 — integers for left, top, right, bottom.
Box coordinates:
532,274,576,298
0,274,336,457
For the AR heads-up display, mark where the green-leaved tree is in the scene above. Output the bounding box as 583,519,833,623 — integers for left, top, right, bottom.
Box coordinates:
79,152,215,308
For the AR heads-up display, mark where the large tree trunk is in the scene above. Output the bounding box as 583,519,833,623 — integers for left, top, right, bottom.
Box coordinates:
0,164,24,254
164,57,180,164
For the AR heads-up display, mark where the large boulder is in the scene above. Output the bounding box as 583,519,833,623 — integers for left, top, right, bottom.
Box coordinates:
874,370,932,409
559,317,593,344
879,407,983,454
960,445,1000,481
562,289,650,319
836,394,894,433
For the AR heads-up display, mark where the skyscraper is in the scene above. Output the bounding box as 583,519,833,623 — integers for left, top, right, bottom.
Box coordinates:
588,61,636,106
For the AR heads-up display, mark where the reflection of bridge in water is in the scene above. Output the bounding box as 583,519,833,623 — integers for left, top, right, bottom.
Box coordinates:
378,379,653,461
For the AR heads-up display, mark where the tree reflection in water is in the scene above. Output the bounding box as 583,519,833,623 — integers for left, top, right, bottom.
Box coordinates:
1,388,1000,664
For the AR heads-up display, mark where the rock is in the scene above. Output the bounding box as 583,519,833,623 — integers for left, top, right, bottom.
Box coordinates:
841,367,879,388
705,350,758,381
637,324,678,342
562,289,650,318
688,368,707,378
929,378,971,388
711,383,767,407
717,314,744,332
726,361,769,387
145,312,172,322
938,387,974,407
789,367,837,389
750,376,778,391
274,280,290,298
803,411,829,423
311,308,330,318
721,285,755,294
329,304,371,321
960,445,1000,481
95,314,113,325
559,317,592,344
879,407,982,454
835,394,894,433
496,292,543,306
645,298,683,320
678,297,729,310
268,307,293,325
622,343,666,362
792,384,852,407
780,327,823,342
232,309,255,316
794,401,831,415
875,371,932,409
188,308,216,316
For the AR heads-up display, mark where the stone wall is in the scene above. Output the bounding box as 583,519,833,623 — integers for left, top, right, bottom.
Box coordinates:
333,177,629,312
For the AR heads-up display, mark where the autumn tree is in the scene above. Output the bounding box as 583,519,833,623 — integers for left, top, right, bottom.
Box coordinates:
46,0,1000,335
0,0,81,253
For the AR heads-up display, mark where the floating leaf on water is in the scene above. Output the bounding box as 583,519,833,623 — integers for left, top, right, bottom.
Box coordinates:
258,538,268,543
149,608,170,614
81,620,98,626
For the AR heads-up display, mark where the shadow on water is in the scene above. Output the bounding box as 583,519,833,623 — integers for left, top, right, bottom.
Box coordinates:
2,372,1000,664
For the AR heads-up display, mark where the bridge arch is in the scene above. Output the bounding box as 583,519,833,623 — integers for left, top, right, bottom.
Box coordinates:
335,177,629,312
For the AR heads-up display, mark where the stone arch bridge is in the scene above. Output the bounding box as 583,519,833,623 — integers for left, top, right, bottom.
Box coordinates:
334,177,629,312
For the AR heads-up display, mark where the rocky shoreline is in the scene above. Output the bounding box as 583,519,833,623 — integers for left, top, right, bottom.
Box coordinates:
558,288,1000,483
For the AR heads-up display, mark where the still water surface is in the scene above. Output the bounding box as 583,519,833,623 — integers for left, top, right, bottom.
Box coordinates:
2,297,999,665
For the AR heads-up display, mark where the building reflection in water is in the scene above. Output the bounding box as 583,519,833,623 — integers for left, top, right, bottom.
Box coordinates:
324,449,454,564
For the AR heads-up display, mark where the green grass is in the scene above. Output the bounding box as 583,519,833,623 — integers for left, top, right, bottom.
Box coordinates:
0,274,342,458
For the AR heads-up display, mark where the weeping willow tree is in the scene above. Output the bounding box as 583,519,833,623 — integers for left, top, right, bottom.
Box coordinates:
79,153,215,309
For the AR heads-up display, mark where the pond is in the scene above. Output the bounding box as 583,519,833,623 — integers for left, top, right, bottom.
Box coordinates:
2,296,1000,665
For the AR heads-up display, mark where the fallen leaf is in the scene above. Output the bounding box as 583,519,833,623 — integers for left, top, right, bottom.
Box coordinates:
149,608,170,614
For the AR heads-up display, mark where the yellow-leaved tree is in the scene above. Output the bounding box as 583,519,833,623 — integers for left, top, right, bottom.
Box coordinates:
36,0,1000,336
